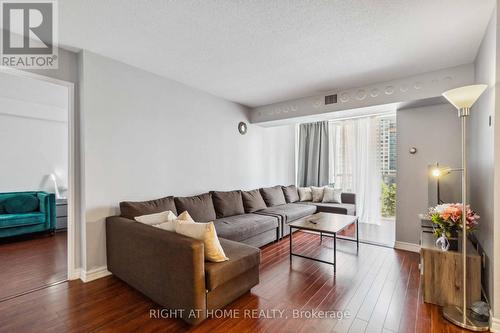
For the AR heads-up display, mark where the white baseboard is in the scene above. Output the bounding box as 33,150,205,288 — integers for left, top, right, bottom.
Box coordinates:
394,241,420,253
490,315,500,332
68,268,81,280
80,266,111,283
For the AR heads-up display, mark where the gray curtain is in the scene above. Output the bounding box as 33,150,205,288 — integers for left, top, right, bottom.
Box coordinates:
297,121,330,187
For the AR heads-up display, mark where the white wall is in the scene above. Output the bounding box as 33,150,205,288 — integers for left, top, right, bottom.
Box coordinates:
495,3,500,321
471,6,497,313
396,104,461,245
0,72,68,193
79,51,295,269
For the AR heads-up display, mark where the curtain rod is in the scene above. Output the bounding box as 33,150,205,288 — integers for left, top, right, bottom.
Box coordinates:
298,111,396,126
327,111,396,123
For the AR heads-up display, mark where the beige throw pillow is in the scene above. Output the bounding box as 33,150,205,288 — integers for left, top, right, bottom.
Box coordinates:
311,186,325,202
134,210,176,225
175,221,228,262
322,187,342,203
298,187,312,202
155,211,194,231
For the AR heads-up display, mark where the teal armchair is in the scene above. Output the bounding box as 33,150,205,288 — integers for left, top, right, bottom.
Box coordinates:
0,191,56,238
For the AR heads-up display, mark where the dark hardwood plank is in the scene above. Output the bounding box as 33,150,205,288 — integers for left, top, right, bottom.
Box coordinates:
0,231,67,300
0,231,487,333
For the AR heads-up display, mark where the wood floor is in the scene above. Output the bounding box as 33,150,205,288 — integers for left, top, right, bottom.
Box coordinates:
0,231,483,332
0,231,67,300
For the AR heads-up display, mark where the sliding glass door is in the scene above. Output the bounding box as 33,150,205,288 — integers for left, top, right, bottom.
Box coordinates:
328,114,396,246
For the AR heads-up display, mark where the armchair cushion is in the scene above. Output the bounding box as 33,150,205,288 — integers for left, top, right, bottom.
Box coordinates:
0,212,45,228
4,194,39,214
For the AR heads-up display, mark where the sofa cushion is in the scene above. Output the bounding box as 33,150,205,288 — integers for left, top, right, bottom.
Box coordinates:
282,185,299,203
213,213,278,242
4,194,39,214
120,196,177,219
174,193,216,222
0,212,45,229
311,186,325,202
258,203,316,223
322,187,342,203
306,202,356,215
204,238,260,291
260,186,286,207
211,190,245,218
241,189,267,213
298,187,312,202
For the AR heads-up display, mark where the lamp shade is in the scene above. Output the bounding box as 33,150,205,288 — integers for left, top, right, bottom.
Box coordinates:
442,84,487,109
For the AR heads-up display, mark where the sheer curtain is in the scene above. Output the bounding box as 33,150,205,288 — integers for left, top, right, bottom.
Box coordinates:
329,117,381,224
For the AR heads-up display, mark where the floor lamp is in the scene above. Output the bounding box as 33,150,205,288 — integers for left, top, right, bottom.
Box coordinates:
441,84,488,331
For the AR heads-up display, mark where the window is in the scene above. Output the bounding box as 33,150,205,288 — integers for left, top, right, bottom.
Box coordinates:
328,114,396,219
377,116,396,218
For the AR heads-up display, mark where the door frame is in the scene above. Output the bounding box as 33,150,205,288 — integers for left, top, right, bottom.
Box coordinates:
0,66,78,280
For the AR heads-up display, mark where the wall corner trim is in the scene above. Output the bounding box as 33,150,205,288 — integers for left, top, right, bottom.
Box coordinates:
80,266,111,283
68,268,82,281
394,241,421,253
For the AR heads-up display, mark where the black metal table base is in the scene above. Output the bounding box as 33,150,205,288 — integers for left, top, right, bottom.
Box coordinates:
289,219,359,274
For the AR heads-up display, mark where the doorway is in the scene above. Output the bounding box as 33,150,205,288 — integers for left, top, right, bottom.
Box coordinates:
0,68,75,301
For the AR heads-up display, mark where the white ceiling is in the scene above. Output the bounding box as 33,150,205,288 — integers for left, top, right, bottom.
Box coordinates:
59,0,495,107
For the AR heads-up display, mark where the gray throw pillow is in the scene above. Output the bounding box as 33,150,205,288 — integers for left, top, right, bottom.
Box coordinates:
120,196,177,219
311,186,325,202
322,187,342,203
241,189,267,213
211,190,245,218
174,193,217,222
298,187,312,202
282,185,299,203
260,186,286,207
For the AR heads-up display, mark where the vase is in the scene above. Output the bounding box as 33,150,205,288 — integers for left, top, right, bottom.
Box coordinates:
448,230,459,251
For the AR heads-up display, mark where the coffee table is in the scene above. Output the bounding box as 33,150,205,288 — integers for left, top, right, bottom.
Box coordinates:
288,212,359,273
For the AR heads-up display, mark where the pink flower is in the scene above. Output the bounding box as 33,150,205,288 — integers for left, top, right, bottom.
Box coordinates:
431,203,480,230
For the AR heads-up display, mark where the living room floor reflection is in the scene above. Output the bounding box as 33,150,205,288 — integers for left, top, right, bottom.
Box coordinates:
0,232,67,301
358,219,395,247
338,219,395,247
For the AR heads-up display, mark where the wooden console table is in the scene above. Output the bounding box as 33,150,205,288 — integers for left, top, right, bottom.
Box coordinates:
420,231,481,307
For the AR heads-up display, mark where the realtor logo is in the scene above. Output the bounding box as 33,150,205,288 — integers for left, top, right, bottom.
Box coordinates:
1,0,58,68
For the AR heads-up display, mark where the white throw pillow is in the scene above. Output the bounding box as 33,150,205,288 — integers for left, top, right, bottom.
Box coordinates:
155,211,194,232
311,186,325,202
175,221,228,262
298,187,313,202
322,187,342,203
134,210,177,225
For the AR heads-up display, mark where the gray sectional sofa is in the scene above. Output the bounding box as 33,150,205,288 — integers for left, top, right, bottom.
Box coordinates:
106,185,355,325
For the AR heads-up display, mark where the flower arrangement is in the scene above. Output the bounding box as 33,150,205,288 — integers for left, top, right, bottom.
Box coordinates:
427,203,480,238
